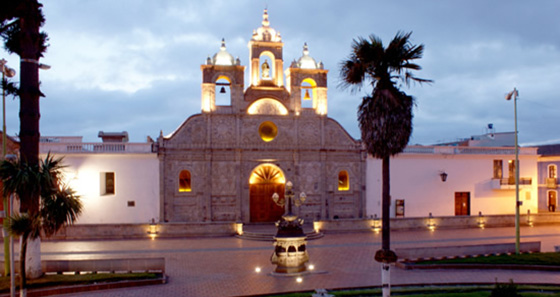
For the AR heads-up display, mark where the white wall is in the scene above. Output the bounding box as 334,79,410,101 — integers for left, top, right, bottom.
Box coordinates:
45,153,159,224
366,149,538,218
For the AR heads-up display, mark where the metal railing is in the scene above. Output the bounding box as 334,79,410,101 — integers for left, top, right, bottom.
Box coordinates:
498,177,532,185
547,177,558,189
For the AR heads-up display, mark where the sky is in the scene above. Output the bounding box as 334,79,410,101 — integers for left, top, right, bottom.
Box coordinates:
1,1,559,146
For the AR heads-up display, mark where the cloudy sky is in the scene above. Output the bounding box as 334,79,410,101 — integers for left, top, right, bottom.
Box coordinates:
1,1,559,145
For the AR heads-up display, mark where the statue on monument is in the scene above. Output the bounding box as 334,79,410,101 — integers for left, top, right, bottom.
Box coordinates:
262,60,270,79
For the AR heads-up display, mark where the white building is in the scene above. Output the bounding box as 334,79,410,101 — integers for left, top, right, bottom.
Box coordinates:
367,146,538,218
40,135,159,224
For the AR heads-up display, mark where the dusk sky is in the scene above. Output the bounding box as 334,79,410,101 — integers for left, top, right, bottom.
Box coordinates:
1,1,559,145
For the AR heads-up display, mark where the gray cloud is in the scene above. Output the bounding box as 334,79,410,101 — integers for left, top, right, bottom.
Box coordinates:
1,0,558,146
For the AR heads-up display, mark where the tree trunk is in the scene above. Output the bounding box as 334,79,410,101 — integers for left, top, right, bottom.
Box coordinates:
18,1,43,282
18,0,41,215
19,234,28,296
381,156,390,251
381,156,391,297
26,237,41,279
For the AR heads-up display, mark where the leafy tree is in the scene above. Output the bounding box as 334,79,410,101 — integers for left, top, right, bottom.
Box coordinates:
340,31,431,296
0,154,82,295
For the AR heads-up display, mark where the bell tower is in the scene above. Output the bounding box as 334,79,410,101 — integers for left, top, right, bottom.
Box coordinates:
248,9,284,88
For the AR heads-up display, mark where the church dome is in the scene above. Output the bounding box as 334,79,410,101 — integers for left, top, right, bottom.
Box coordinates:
252,9,281,42
296,43,318,69
212,38,235,66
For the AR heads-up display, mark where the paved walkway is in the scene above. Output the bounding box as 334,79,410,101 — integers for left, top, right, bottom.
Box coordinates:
16,225,560,296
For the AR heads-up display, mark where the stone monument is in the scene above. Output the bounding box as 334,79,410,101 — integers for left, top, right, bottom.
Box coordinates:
270,181,309,274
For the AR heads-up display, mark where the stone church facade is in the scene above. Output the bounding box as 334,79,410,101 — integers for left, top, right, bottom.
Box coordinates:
158,10,366,223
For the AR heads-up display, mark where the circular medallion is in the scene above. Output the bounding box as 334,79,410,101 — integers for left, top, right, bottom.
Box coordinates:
259,121,278,142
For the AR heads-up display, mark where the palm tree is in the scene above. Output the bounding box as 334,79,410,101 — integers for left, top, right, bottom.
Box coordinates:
1,0,49,284
1,0,49,212
340,31,431,296
0,154,82,296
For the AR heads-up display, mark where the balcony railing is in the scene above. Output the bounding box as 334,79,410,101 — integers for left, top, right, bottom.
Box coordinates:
491,177,532,190
547,177,558,189
40,142,156,154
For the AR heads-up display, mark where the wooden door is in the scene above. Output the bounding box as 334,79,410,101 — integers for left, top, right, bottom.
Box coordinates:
454,192,470,216
250,183,285,222
548,191,557,212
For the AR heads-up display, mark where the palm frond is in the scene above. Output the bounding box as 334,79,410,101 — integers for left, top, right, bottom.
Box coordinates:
40,186,82,236
8,213,41,239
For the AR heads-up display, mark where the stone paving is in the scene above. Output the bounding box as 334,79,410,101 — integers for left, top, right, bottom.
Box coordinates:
21,225,560,296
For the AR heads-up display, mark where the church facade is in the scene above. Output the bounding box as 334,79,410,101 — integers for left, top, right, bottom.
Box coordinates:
157,10,366,223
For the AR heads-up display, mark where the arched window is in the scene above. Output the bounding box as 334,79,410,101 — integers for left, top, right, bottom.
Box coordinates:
338,170,349,191
179,170,192,192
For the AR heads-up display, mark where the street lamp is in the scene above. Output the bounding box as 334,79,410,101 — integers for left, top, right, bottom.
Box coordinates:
506,88,520,254
1,59,16,157
1,59,16,297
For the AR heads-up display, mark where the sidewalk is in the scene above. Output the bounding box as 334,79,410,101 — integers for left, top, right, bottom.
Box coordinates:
11,225,560,296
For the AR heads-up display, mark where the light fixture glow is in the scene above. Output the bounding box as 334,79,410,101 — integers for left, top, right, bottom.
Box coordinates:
296,277,303,283
255,267,261,273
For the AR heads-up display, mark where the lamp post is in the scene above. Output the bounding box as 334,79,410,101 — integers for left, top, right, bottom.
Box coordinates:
506,88,520,254
1,59,16,157
1,59,16,297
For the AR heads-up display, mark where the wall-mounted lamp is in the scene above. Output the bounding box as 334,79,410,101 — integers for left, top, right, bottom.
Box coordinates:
236,222,244,235
426,212,436,231
147,218,158,239
439,171,448,182
371,214,381,234
477,211,485,229
526,209,533,227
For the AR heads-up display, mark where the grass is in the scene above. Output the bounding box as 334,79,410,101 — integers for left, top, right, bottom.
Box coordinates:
261,285,560,297
0,272,161,293
414,252,560,266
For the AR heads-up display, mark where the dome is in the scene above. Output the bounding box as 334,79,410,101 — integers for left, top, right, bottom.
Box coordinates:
252,9,281,42
212,38,235,66
296,43,318,69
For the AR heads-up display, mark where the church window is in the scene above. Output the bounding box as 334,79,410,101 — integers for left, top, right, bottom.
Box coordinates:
338,170,349,191
259,121,278,142
179,170,192,192
101,172,115,195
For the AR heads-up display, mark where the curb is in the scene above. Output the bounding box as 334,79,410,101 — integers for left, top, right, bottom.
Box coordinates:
396,262,560,271
0,275,167,297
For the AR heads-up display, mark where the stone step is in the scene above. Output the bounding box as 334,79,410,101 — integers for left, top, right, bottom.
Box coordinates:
236,230,324,241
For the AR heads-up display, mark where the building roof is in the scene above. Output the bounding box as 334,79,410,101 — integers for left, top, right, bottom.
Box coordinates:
537,144,560,156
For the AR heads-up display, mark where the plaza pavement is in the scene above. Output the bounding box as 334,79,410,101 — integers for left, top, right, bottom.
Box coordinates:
15,225,560,296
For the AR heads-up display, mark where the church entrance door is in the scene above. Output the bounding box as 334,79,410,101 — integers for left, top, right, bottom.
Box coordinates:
249,164,286,222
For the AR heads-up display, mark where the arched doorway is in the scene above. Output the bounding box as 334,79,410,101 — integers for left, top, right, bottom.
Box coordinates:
249,164,285,222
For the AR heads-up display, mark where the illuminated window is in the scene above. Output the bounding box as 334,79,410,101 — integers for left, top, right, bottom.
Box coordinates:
549,165,557,179
259,121,278,142
179,170,192,192
338,170,349,191
493,160,503,179
101,172,115,195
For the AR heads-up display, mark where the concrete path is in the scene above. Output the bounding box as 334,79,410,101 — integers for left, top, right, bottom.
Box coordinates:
15,225,560,296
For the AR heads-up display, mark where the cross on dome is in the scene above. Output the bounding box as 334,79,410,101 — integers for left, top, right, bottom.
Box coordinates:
252,9,281,42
